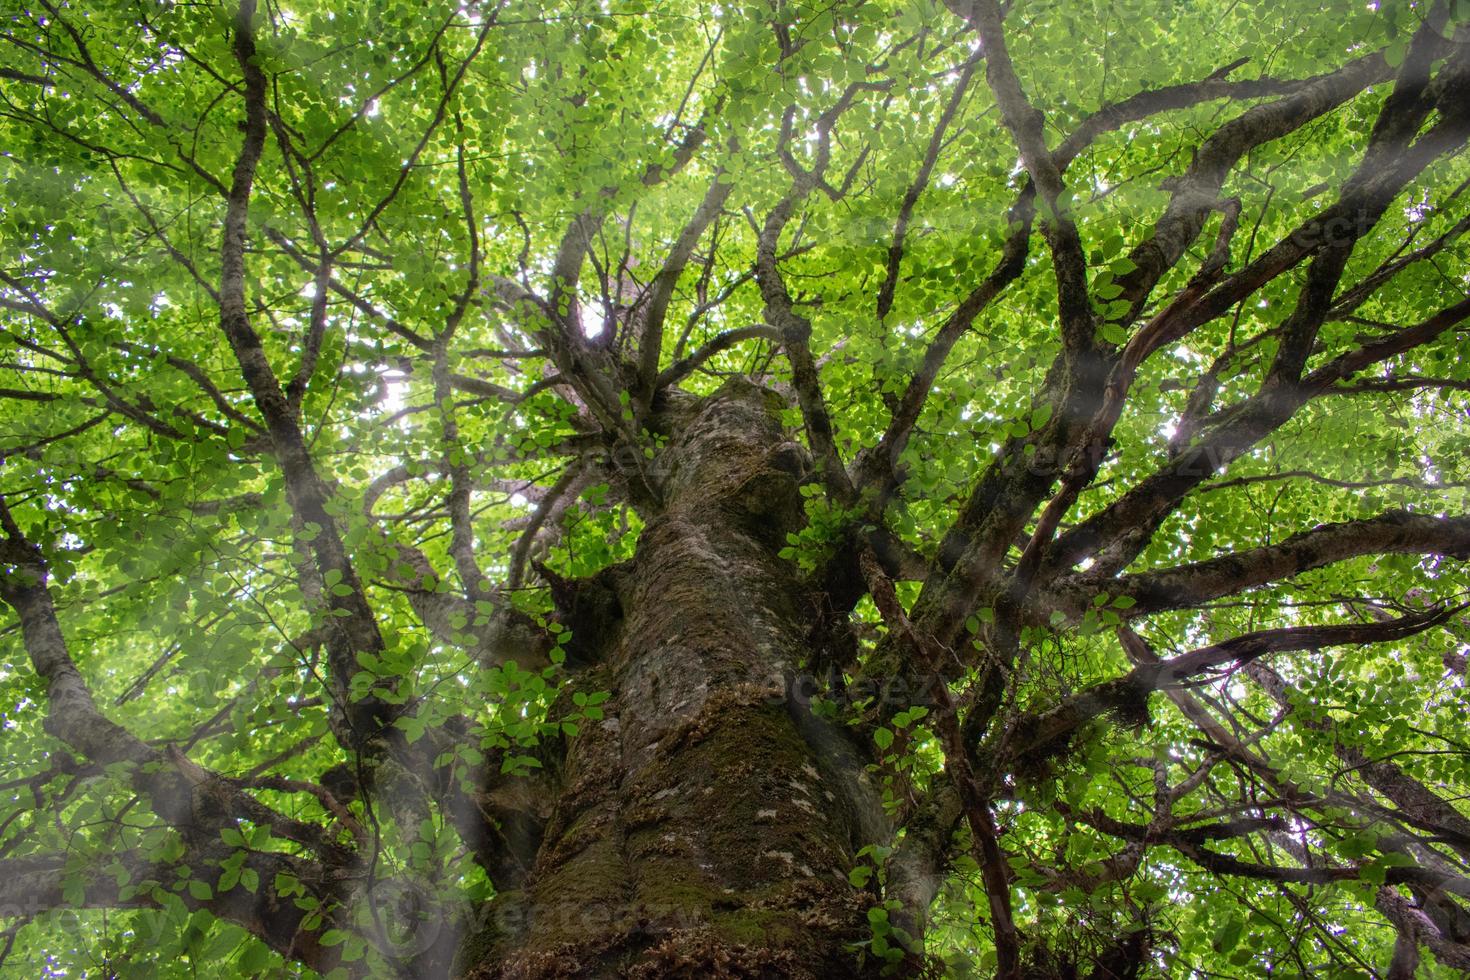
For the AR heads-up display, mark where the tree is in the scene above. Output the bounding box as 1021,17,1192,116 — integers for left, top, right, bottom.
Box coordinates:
1,0,1469,975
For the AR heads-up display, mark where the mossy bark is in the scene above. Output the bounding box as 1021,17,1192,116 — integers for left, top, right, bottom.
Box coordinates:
458,383,884,978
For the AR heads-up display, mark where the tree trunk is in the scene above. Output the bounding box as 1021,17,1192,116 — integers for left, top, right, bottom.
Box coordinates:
459,382,887,978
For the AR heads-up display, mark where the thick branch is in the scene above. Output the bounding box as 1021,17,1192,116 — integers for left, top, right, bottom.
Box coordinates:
1052,511,1470,620
1010,606,1460,758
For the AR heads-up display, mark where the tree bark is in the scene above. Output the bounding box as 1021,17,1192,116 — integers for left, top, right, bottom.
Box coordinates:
459,381,886,978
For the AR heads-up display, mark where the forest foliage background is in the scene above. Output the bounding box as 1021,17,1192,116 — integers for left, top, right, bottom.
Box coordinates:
1,0,1469,976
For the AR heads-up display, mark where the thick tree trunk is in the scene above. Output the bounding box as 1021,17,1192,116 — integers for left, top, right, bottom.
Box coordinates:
459,382,886,978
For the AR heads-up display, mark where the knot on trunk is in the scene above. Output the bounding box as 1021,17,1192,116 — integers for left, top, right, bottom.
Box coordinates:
727,440,811,539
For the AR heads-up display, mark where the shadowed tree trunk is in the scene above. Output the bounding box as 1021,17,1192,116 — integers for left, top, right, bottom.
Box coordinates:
458,382,886,978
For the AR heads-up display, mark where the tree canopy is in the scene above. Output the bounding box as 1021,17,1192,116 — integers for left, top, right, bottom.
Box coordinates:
2,0,1470,976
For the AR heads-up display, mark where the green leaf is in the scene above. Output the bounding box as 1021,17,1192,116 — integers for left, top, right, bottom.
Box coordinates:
237,941,271,974
1214,918,1243,953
